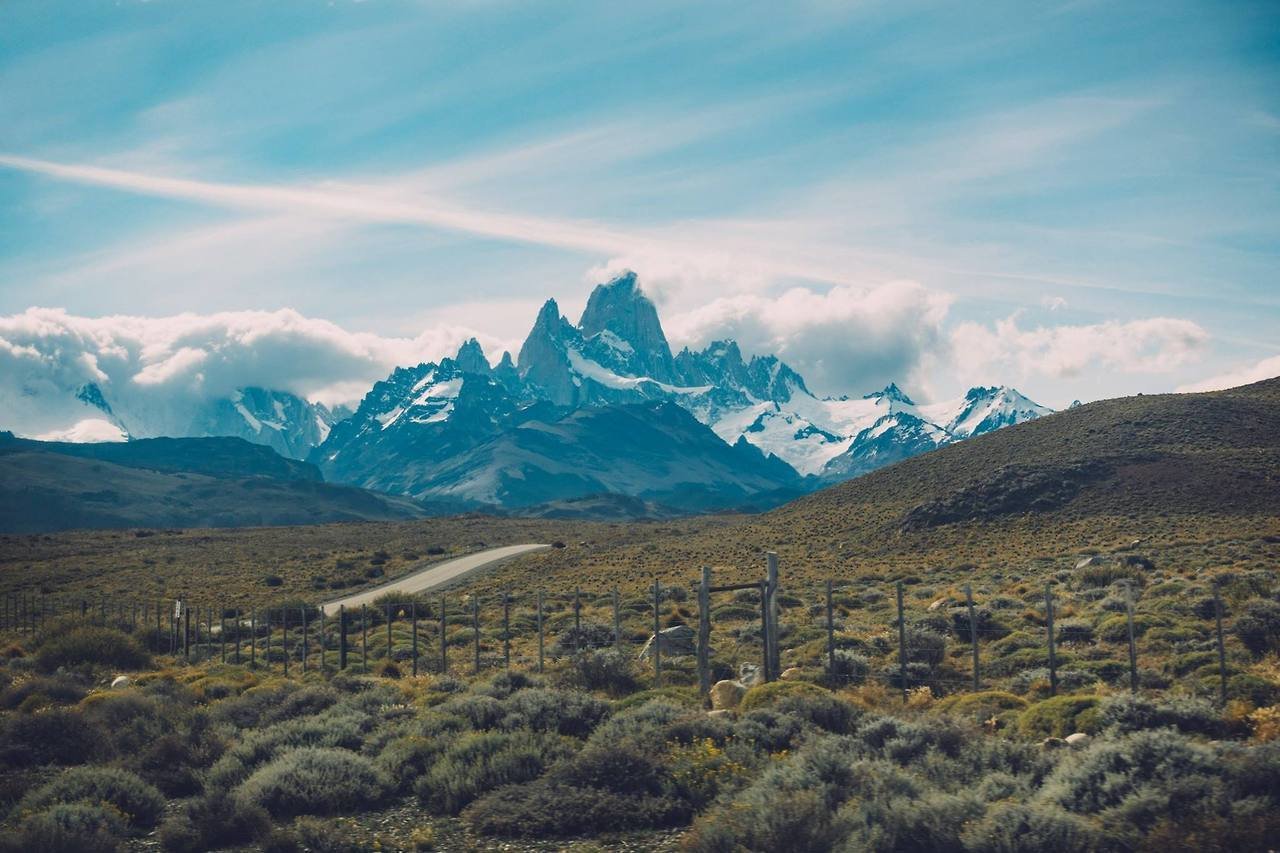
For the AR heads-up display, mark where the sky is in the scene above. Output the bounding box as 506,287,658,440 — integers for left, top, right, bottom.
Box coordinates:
1,0,1278,418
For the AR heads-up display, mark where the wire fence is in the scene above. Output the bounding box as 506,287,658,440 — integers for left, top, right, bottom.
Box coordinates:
0,553,1247,707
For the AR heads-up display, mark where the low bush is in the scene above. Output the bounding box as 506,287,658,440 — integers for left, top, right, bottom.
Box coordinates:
550,622,616,657
738,680,829,713
772,691,861,734
464,782,689,837
1234,599,1280,656
1017,695,1102,738
499,687,610,737
0,675,87,710
0,708,103,766
1099,694,1227,737
158,790,270,852
20,766,165,831
4,803,128,853
558,649,638,696
35,627,150,673
934,690,1028,724
236,747,389,817
416,730,572,814
961,801,1102,852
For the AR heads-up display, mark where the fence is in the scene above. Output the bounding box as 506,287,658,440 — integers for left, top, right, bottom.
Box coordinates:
0,553,1247,707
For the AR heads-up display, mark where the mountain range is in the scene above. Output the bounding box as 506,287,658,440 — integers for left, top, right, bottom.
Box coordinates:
15,272,1052,515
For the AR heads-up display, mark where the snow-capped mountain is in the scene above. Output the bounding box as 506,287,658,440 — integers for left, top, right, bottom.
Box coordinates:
310,271,1053,510
68,381,338,460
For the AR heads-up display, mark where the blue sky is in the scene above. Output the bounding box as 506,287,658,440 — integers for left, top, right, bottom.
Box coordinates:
1,0,1278,410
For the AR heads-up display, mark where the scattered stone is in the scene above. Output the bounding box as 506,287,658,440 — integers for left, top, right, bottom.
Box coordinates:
1040,737,1068,750
780,667,804,681
110,675,131,689
637,624,695,659
1065,732,1092,748
710,680,746,710
739,663,762,686
928,598,947,612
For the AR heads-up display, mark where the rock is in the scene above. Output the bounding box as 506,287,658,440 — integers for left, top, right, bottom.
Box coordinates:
738,663,763,686
707,709,735,721
710,680,746,710
110,675,131,690
1075,555,1105,570
928,598,947,612
780,667,804,681
1040,737,1067,750
637,624,696,659
1064,732,1092,748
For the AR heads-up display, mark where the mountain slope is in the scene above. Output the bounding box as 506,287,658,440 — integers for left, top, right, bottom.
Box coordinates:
0,434,428,533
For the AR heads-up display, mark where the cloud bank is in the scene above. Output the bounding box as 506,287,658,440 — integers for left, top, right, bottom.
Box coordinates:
1176,354,1280,393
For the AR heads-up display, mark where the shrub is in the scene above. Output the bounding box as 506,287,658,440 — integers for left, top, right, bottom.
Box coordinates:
20,766,165,831
1099,694,1226,737
904,627,947,667
158,790,270,852
1054,619,1094,644
416,730,571,814
738,680,829,714
1227,673,1280,707
934,690,1028,724
0,675,87,710
772,692,861,734
0,708,103,766
845,789,984,852
558,649,638,696
9,803,128,853
550,622,616,657
35,627,150,673
1234,599,1280,656
829,649,869,685
961,801,1102,852
1018,695,1102,738
464,783,688,837
500,688,610,737
236,747,388,817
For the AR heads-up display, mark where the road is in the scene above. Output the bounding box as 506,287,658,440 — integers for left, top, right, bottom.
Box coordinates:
318,543,551,615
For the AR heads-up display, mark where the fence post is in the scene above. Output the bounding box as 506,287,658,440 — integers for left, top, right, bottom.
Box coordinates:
1045,585,1058,697
250,609,257,668
537,590,545,674
503,591,511,671
825,579,835,684
386,603,393,663
766,552,780,681
439,594,447,674
283,607,289,676
1213,582,1228,706
472,595,481,675
412,601,419,677
698,567,711,702
362,604,368,673
234,609,241,665
339,605,348,670
265,607,271,670
966,584,980,690
302,607,309,673
758,581,770,679
896,580,908,703
612,589,621,653
652,579,662,688
1125,583,1139,692
574,587,582,654
320,610,327,672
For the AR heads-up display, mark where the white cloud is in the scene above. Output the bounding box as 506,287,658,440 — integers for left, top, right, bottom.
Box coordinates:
950,314,1210,381
1041,295,1067,311
0,306,510,438
36,419,127,443
664,280,954,396
1176,354,1280,393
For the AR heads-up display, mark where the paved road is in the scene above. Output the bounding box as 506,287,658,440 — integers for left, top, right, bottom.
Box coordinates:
318,543,551,615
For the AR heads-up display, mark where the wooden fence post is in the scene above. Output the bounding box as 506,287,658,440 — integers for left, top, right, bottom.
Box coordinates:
503,591,511,671
319,609,326,672
896,580,908,703
250,609,257,668
697,567,711,702
234,609,242,665
439,594,447,674
472,595,481,675
302,607,309,673
758,581,770,679
264,607,271,670
612,589,621,653
282,607,289,676
220,607,226,663
766,552,780,681
574,587,582,654
338,604,347,670
1214,582,1228,706
1045,585,1058,697
386,603,393,663
825,580,835,683
966,584,980,690
537,590,545,674
652,579,662,687
1125,583,1139,692
361,604,368,673
412,601,419,677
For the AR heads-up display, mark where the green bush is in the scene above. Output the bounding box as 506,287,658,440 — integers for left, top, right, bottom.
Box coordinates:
738,680,829,713
416,730,572,815
236,747,389,817
158,790,270,852
772,692,861,734
464,782,689,837
8,803,128,853
1234,599,1280,656
1098,694,1226,737
934,690,1028,724
1017,695,1102,738
961,801,1102,852
35,627,150,673
0,675,88,710
0,708,103,766
499,688,610,737
558,649,638,696
20,766,165,831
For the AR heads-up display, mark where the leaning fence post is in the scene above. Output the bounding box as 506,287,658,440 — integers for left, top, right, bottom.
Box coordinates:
758,581,770,678
1213,582,1228,706
825,580,836,684
1124,583,1139,692
439,594,447,674
472,595,481,674
896,580,908,703
412,601,419,677
766,552,780,681
966,584,980,690
503,591,511,671
1045,585,1058,697
536,590,546,673
361,604,368,673
652,579,665,685
698,567,711,702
